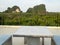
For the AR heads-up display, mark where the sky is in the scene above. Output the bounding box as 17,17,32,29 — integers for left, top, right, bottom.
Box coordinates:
0,0,60,12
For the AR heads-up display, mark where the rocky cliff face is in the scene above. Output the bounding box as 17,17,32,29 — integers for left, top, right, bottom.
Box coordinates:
4,6,21,13
27,4,46,15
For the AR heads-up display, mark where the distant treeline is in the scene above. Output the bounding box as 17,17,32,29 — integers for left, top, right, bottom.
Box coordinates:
0,12,59,26
0,4,60,26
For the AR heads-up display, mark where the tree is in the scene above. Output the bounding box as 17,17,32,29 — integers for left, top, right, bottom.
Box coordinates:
7,7,12,13
0,17,2,25
8,7,11,10
27,8,33,13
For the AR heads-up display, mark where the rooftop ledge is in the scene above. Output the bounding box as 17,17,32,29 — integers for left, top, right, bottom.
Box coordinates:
0,25,59,28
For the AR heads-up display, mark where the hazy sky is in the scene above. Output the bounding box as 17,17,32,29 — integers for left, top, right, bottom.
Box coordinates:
0,0,60,12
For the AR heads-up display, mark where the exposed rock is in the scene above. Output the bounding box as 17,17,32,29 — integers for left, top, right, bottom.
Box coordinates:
4,6,21,13
27,4,46,15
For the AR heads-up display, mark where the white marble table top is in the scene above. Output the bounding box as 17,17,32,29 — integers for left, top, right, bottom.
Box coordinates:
13,26,53,37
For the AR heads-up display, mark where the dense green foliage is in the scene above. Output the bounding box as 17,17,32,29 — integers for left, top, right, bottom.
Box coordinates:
0,4,60,26
0,12,59,26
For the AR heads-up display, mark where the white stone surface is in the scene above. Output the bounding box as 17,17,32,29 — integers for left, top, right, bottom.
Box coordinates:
14,26,53,37
13,26,53,45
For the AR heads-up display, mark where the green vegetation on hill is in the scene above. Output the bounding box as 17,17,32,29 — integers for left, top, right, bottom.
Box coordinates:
0,4,60,26
0,12,59,26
